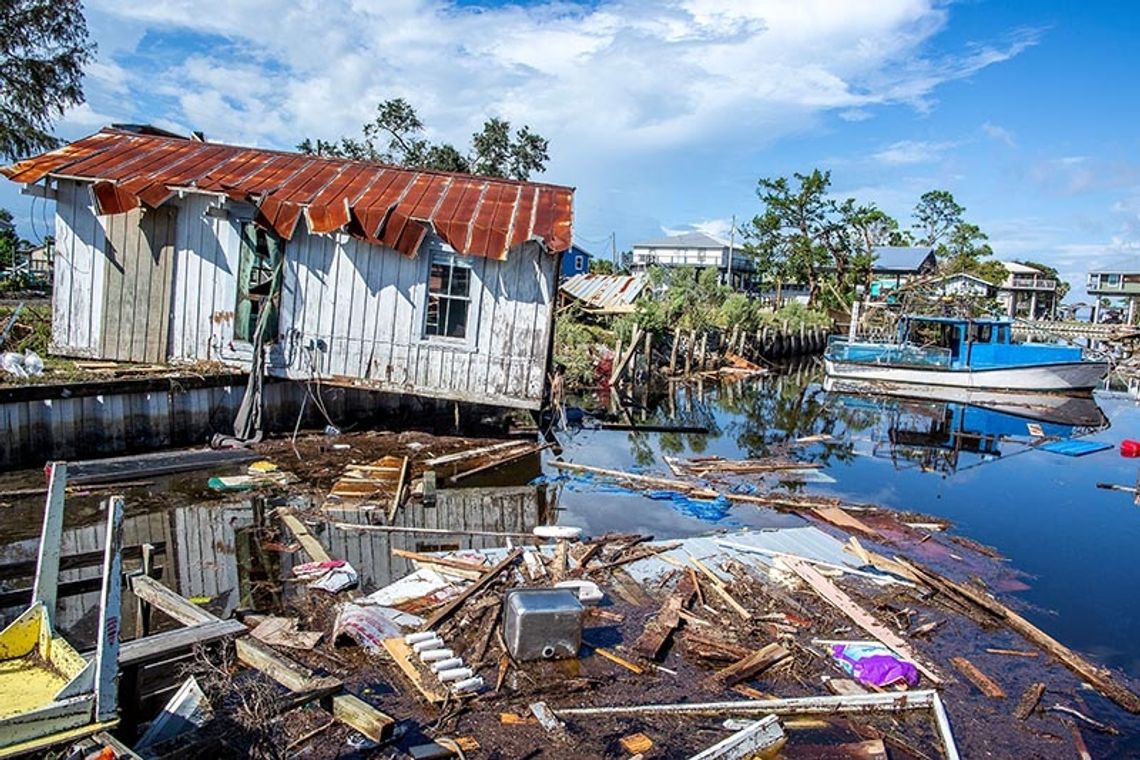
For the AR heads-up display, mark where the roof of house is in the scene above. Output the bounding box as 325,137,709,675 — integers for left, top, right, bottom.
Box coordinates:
559,273,647,313
633,231,728,249
1001,261,1043,274
1,128,573,261
871,246,936,272
926,271,996,286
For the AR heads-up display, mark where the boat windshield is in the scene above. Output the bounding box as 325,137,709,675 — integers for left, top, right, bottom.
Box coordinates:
905,319,964,360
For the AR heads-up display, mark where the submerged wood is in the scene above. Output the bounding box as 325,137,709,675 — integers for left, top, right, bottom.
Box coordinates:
633,572,696,660
950,656,1005,698
1015,682,1046,720
898,557,1140,713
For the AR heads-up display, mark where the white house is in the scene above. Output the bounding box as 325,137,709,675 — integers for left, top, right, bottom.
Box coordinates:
2,127,574,410
630,231,754,287
996,261,1057,320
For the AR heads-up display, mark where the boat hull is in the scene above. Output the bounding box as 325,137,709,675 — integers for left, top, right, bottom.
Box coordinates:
823,357,1109,393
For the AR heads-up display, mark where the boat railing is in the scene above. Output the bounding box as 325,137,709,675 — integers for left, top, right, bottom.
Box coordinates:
826,336,953,367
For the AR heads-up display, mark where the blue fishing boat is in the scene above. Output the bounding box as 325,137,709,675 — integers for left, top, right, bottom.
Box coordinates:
824,315,1108,393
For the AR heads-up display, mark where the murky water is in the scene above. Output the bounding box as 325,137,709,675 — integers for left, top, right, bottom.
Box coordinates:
2,361,1138,693
551,364,1140,679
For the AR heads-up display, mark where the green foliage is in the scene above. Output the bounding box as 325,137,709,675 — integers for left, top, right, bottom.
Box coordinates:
588,258,616,275
553,308,611,387
912,190,965,247
0,209,19,270
299,98,549,180
0,0,94,160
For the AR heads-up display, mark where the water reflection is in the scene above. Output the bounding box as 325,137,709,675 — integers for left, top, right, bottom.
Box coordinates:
821,377,1110,475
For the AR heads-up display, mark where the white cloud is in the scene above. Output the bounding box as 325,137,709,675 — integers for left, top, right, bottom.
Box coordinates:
872,139,958,165
981,121,1015,147
662,218,734,241
82,0,1037,160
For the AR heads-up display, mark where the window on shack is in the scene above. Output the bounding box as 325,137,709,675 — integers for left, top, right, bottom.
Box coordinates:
425,252,473,340
234,221,284,343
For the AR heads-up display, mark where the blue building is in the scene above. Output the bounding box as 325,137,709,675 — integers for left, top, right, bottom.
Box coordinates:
560,244,592,279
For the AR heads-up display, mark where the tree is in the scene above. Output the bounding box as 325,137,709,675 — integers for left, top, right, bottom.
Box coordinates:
742,170,840,304
0,0,95,160
299,98,550,180
0,209,24,270
912,190,964,247
840,201,902,290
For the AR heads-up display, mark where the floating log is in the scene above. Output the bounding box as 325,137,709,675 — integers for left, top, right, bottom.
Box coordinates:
950,656,1005,698
1015,682,1046,720
703,643,791,690
897,557,1140,713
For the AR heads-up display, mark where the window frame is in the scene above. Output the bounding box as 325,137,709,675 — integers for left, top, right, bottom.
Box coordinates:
422,248,479,347
233,219,285,345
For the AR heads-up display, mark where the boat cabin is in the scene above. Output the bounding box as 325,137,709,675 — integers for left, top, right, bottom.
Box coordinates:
897,316,1081,369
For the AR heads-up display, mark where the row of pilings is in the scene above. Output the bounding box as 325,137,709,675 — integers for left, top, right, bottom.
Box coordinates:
607,321,832,384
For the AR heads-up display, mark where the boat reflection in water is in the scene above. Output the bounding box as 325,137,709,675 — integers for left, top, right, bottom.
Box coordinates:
822,377,1110,475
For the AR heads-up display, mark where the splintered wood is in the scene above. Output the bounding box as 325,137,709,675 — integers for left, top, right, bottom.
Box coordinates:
632,572,696,660
703,642,791,690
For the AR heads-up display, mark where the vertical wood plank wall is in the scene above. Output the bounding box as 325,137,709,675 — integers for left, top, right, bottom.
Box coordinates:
51,180,107,355
53,186,557,409
100,204,178,362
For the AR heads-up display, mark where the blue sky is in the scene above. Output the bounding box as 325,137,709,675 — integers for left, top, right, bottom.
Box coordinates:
4,0,1138,301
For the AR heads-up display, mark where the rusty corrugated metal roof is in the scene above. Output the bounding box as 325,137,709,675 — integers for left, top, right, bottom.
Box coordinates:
2,128,574,260
559,273,647,313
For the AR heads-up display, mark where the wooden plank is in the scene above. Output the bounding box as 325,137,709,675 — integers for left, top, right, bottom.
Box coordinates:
387,456,410,523
234,638,341,693
812,507,881,537
278,509,331,563
633,571,695,660
95,495,125,721
1015,682,1046,720
380,637,448,703
391,548,486,579
327,694,394,742
950,656,1005,698
129,575,215,626
782,558,944,684
448,443,548,483
688,714,784,760
703,643,791,690
33,462,67,619
421,548,522,630
113,619,248,667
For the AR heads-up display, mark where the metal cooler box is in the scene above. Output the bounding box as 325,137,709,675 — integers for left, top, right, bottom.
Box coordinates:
502,588,583,661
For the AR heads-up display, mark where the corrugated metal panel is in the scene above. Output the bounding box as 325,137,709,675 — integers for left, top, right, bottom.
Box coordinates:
2,129,574,261
560,273,648,312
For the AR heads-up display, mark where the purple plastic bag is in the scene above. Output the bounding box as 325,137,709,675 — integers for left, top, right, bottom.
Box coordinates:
832,644,920,688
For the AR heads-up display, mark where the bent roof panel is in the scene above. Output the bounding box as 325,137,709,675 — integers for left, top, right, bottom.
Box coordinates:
2,128,574,260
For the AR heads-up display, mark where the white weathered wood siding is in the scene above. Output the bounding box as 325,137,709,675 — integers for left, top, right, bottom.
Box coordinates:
323,485,545,591
51,187,556,409
277,223,555,409
168,194,243,363
51,180,107,355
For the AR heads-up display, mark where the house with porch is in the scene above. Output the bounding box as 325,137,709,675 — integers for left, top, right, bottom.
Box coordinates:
1,127,573,411
1087,268,1140,323
996,261,1057,320
630,231,754,289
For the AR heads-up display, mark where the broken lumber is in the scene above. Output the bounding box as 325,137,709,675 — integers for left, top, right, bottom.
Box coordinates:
386,456,410,522
380,638,449,703
950,656,1005,698
392,548,487,579
1015,682,1046,720
781,557,944,684
279,509,331,563
633,572,696,659
448,443,549,483
689,714,784,760
704,643,791,690
897,557,1140,713
421,548,522,630
423,440,528,467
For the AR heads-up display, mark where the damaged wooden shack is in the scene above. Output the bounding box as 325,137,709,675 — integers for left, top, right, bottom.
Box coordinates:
1,126,574,412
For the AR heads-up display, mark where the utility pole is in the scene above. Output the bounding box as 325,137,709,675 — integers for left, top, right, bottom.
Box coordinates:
611,232,617,268
727,214,736,290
